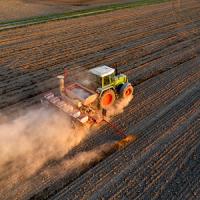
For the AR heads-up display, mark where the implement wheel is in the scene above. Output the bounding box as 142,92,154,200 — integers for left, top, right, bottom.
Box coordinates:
120,83,134,98
100,89,116,109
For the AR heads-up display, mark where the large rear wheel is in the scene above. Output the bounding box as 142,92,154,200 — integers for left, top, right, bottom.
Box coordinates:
99,89,116,109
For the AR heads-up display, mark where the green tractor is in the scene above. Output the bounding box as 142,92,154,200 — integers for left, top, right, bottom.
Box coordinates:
88,65,134,109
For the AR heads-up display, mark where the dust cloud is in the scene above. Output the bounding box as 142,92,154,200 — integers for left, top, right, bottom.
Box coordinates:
41,142,115,185
107,95,133,117
32,143,115,190
0,106,116,199
1,142,115,200
0,108,90,176
0,94,133,198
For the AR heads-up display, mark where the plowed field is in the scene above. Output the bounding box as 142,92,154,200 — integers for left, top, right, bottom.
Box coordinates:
0,0,199,199
0,0,133,22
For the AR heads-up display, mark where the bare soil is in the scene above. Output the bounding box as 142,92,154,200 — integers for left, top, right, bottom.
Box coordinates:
0,0,200,199
0,0,133,22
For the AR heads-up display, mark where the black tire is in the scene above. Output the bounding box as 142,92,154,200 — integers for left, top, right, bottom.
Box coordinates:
120,83,134,98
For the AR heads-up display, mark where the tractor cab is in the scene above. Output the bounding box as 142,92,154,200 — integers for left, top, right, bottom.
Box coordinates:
89,65,128,93
89,65,115,89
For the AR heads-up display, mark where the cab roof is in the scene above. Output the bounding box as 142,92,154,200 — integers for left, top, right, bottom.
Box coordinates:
89,65,115,77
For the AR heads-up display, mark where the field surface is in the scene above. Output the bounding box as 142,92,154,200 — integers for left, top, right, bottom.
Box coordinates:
0,0,200,199
0,0,133,22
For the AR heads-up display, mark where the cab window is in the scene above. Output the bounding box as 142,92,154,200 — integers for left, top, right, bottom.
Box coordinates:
110,73,115,81
103,76,110,86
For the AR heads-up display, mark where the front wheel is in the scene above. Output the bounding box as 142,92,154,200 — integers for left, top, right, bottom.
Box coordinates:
120,83,134,98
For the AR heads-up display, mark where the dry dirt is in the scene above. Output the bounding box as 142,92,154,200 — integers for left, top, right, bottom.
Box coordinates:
0,0,133,22
0,0,200,199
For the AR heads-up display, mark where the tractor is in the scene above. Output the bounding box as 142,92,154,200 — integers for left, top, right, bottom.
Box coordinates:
87,65,134,110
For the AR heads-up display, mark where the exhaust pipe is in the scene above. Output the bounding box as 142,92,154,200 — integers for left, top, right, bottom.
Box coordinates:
57,75,65,94
57,68,68,94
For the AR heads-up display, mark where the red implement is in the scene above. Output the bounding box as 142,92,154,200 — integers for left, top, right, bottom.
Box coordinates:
103,119,127,138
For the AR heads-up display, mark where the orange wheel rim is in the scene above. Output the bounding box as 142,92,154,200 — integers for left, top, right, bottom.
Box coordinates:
102,94,113,106
125,88,132,96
